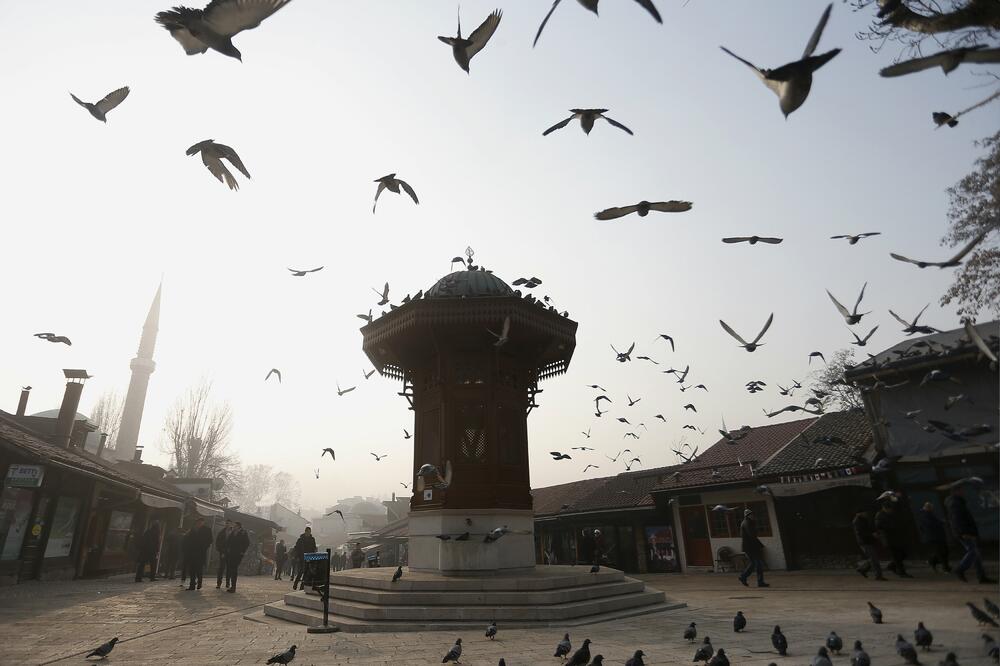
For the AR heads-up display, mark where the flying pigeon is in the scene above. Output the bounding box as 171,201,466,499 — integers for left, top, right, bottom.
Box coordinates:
373,174,418,213
34,333,72,346
155,0,294,60
266,645,297,665
868,601,883,624
890,230,990,269
849,326,879,347
734,611,746,632
85,637,119,660
595,200,692,220
336,382,356,397
719,3,840,117
438,8,502,73
550,451,572,460
720,313,773,352
357,309,373,323
370,452,388,462
484,526,510,543
809,351,826,363
487,316,511,347
772,626,787,655
827,282,869,324
324,509,345,522
186,139,250,190
288,266,322,277
265,368,282,383
933,111,959,128
485,620,498,640
654,333,675,351
722,236,783,245
554,633,572,659
889,304,939,336
880,45,1000,77
831,232,880,245
320,448,335,460
70,87,130,123
896,635,920,665
612,342,635,362
534,0,662,47
442,638,462,663
543,109,633,136
582,464,600,473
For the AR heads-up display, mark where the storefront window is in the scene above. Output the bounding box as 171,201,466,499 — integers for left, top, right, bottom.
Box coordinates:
0,487,35,561
44,496,81,558
104,510,134,554
645,525,680,573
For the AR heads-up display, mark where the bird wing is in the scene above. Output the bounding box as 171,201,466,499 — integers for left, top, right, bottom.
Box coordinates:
601,115,634,135
889,252,921,265
911,302,929,324
965,319,998,363
649,200,693,213
752,313,774,344
720,46,765,78
202,153,239,190
398,179,419,204
595,205,639,220
947,229,989,263
719,320,749,346
722,237,751,243
341,385,356,394
803,3,832,58
215,144,251,179
826,289,851,319
465,9,502,60
633,0,663,22
879,52,948,77
95,86,130,115
853,281,867,313
626,341,635,355
202,0,294,37
888,309,910,327
500,316,510,338
69,93,89,109
862,326,879,342
155,9,210,54
543,115,575,136
966,47,1000,64
372,181,387,211
768,49,840,80
757,237,784,244
533,0,563,47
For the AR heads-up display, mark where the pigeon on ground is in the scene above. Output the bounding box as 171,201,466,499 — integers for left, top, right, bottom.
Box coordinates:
709,649,729,666
567,638,591,666
880,45,1000,77
266,645,297,665
373,174,418,213
85,638,119,660
897,635,920,664
720,313,773,352
533,0,662,47
915,622,933,651
155,0,293,60
827,631,843,655
772,626,787,655
288,266,322,277
868,601,883,624
543,109,633,136
589,657,605,666
455,532,470,541
890,230,990,269
442,638,463,663
970,603,1000,627
186,139,250,190
34,333,72,345
486,620,497,640
694,637,713,662
733,611,746,632
265,368,281,383
554,633,572,659
590,564,600,573
722,236,783,245
392,566,403,582
986,599,1000,618
71,87,130,123
626,649,646,666
438,8,502,73
320,448,335,460
827,282,869,325
684,623,698,642
595,200,692,220
719,3,840,117
851,640,870,666
938,652,959,666
831,232,880,245
813,647,833,666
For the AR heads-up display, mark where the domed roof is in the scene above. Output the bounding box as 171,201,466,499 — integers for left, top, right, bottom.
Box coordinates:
426,269,514,299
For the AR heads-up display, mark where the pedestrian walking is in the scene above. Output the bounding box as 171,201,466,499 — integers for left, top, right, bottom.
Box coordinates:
274,539,287,580
292,527,317,591
875,498,912,578
852,509,885,580
350,542,365,570
161,527,181,579
947,483,996,584
738,508,769,587
289,543,300,580
215,519,233,589
134,520,161,582
184,517,214,591
917,502,951,573
225,522,250,592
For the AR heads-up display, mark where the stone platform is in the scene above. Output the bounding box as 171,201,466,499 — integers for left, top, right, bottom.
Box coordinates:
262,565,681,632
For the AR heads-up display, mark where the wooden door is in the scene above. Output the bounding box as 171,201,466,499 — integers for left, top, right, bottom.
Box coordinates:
679,505,712,567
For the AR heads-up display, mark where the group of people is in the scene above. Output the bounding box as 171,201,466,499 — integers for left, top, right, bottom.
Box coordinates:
272,531,371,585
133,518,252,592
853,483,993,584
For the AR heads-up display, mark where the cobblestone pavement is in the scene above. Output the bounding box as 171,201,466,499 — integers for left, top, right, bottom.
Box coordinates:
1,569,997,665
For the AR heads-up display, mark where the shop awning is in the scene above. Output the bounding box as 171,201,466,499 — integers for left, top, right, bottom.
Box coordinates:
139,492,184,511
192,499,225,517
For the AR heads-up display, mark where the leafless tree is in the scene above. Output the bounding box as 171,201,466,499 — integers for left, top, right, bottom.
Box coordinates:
161,380,240,490
846,0,1000,57
230,464,274,515
810,348,864,411
940,131,1000,318
272,471,302,512
88,390,123,453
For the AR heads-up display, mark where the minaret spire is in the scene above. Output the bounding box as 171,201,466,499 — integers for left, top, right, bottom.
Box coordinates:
115,282,161,461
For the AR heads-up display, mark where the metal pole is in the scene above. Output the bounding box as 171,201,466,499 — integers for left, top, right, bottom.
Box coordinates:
306,548,336,633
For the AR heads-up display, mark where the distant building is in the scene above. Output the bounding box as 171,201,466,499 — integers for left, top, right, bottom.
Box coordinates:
265,502,309,546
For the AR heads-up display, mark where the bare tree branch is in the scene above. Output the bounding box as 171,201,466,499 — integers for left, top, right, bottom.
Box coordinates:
160,379,240,491
88,390,124,452
810,348,864,411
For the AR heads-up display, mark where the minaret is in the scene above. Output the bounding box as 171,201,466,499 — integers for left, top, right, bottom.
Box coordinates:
115,283,161,461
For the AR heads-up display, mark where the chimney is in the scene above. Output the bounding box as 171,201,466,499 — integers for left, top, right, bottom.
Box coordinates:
96,433,109,457
133,445,144,463
16,386,30,416
54,370,90,449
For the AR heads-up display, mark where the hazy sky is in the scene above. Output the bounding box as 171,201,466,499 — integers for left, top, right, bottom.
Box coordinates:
1,1,996,514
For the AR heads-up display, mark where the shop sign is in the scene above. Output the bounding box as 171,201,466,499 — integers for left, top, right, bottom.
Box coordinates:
5,464,45,488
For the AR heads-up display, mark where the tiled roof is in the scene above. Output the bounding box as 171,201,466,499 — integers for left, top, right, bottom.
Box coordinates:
532,464,683,517
757,409,873,477
845,320,999,379
532,476,611,517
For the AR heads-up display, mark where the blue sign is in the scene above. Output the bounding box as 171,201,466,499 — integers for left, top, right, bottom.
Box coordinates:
303,551,329,562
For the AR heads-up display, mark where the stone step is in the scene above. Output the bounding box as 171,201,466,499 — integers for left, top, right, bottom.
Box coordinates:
261,598,685,633
326,567,625,591
291,578,646,607
283,587,667,622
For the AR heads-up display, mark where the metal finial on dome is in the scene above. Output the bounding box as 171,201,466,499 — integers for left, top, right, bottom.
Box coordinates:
465,246,477,271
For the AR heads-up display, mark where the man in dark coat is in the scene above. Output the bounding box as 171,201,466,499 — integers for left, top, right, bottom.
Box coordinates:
947,484,995,584
579,529,596,565
274,539,287,580
215,519,232,589
875,498,912,577
292,527,317,591
225,522,251,592
134,520,161,582
852,509,885,580
184,517,214,591
917,502,950,573
160,527,181,580
738,509,768,587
